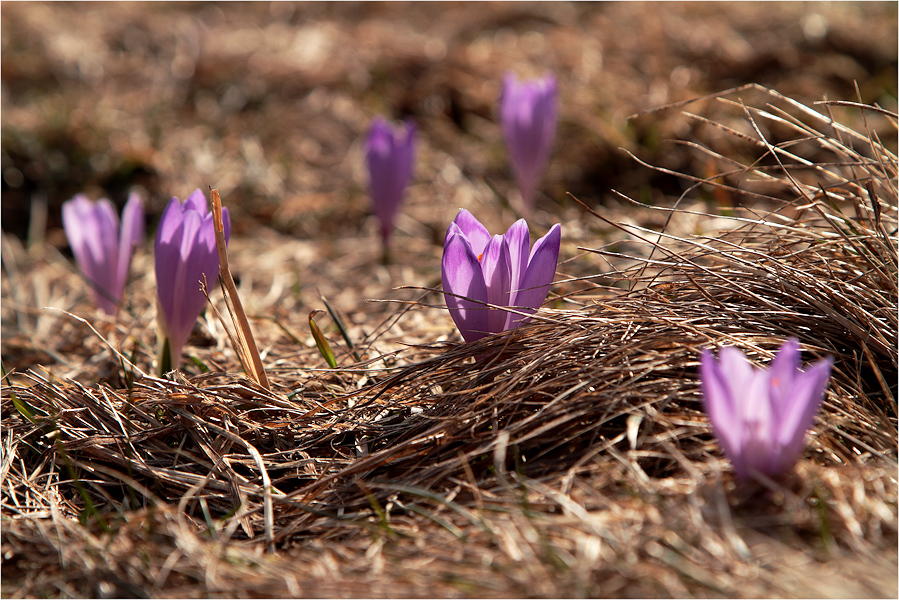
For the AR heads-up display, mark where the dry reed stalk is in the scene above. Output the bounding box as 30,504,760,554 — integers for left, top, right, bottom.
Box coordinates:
210,188,270,391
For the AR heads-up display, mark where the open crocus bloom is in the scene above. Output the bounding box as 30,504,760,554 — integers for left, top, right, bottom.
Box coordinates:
442,209,561,343
700,338,833,480
500,72,558,210
154,189,230,368
365,116,416,247
61,192,145,315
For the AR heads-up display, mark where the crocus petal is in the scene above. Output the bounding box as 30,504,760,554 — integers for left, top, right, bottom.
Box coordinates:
450,209,492,257
157,197,185,245
737,363,774,439
183,188,208,215
367,121,399,233
735,367,775,477
501,72,558,208
399,120,416,182
176,207,206,303
710,346,757,456
61,194,122,315
366,117,416,245
768,338,801,400
156,209,200,358
776,357,833,458
88,199,120,313
698,341,833,481
115,192,145,303
442,231,489,343
62,196,98,277
767,338,802,438
442,211,560,343
507,223,561,329
62,195,93,259
479,234,512,335
717,346,756,393
221,206,232,244
62,195,101,277
504,219,531,298
154,191,229,366
699,349,742,466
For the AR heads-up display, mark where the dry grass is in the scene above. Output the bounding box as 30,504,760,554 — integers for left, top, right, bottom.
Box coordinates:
3,88,897,597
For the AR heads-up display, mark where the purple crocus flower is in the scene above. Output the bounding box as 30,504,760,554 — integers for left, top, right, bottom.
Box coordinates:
700,339,833,480
61,192,145,315
154,189,230,367
442,209,561,343
500,72,558,210
365,116,416,247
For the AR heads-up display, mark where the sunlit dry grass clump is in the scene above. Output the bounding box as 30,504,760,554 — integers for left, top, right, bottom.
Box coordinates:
2,87,897,598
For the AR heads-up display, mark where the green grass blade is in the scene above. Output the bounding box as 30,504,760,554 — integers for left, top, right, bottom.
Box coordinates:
309,311,337,368
321,293,361,362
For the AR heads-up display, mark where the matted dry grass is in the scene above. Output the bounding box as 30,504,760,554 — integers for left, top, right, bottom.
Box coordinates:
3,89,897,597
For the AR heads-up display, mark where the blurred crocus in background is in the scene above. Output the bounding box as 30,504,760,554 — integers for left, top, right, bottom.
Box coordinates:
442,209,561,343
700,338,833,481
154,189,230,371
61,192,145,315
365,116,416,253
500,72,558,211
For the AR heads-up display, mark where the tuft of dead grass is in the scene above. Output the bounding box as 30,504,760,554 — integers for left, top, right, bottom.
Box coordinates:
3,87,897,598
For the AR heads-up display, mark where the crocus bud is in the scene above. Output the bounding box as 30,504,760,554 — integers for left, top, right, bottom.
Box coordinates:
61,192,145,315
500,72,558,211
700,339,833,480
154,189,230,369
442,209,560,343
365,116,416,247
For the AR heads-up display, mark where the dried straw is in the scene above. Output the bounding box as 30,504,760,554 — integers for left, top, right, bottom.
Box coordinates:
3,87,896,597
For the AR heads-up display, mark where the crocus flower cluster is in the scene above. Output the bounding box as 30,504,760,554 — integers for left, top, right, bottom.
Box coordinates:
154,189,230,368
365,117,416,248
700,338,833,480
442,209,561,343
500,72,558,211
61,192,145,315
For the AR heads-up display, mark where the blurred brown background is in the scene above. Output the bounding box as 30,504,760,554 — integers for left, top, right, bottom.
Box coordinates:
2,2,896,244
1,8,897,597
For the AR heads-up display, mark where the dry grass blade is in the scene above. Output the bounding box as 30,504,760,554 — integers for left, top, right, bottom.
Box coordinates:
210,188,270,391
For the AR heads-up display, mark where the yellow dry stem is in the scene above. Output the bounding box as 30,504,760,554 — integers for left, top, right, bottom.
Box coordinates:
211,188,270,390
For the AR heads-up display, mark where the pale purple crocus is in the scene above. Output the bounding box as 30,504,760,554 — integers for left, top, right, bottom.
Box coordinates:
365,116,416,247
154,189,230,368
442,209,561,343
500,72,558,210
61,192,145,315
700,339,833,480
